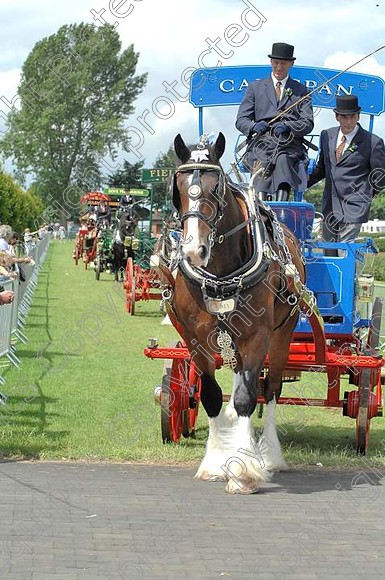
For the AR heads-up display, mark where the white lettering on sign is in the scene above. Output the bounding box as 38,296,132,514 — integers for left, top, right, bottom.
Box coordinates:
218,76,354,97
220,79,234,93
149,169,172,177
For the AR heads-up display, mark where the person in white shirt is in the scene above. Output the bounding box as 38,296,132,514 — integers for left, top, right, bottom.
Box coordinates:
235,42,314,200
308,95,385,242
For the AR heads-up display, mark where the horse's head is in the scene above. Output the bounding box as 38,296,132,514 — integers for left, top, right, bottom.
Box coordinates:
172,132,226,268
119,211,137,238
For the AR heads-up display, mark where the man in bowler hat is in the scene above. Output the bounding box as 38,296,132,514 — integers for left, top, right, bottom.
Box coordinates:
119,193,133,211
235,42,314,200
308,94,385,242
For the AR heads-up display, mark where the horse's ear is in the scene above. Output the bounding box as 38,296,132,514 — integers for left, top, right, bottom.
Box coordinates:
213,132,226,161
174,134,191,163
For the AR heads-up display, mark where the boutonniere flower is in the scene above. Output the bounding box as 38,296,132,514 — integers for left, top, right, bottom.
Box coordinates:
346,143,358,153
284,88,293,98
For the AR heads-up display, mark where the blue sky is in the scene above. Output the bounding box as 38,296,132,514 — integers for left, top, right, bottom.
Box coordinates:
0,0,385,177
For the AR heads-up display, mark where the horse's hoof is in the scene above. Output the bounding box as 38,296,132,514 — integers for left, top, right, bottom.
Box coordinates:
194,471,226,482
225,479,260,494
265,460,289,473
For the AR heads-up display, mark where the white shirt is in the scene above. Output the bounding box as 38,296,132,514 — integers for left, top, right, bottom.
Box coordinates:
336,125,359,154
0,238,11,254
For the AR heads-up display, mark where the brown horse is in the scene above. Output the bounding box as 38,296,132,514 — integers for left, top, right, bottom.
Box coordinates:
170,132,306,493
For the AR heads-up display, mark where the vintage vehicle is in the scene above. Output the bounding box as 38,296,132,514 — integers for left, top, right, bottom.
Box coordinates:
123,231,161,315
144,64,385,460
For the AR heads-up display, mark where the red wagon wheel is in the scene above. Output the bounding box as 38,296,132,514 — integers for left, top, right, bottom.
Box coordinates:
74,244,80,265
125,257,136,315
186,359,201,438
160,348,201,443
95,253,102,280
354,367,370,455
356,297,383,455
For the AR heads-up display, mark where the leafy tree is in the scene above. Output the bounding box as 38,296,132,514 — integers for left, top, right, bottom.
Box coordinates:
1,23,147,218
151,147,176,211
370,189,385,220
0,171,44,233
304,183,323,213
107,160,143,189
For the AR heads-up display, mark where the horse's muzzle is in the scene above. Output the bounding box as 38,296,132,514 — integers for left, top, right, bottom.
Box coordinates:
182,243,210,268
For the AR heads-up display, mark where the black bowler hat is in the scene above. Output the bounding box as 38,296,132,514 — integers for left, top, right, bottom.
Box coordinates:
268,42,296,61
334,95,361,115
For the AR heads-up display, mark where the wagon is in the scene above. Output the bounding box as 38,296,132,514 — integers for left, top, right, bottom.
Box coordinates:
94,227,114,280
123,230,162,314
145,64,385,454
73,191,112,269
73,227,98,268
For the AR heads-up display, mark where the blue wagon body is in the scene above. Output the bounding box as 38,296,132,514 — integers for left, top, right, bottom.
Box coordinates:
146,64,385,453
187,63,384,341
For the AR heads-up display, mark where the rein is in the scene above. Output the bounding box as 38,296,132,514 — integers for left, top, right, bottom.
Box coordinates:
214,217,254,244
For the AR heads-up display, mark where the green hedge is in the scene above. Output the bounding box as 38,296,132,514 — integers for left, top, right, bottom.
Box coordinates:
373,253,385,281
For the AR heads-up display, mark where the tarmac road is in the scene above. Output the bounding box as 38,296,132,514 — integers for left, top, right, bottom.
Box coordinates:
0,461,384,579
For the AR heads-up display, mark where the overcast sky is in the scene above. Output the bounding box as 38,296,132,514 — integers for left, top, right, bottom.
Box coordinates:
1,0,385,178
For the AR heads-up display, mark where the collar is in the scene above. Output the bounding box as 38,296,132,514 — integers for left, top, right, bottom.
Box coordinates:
337,124,359,147
271,73,289,91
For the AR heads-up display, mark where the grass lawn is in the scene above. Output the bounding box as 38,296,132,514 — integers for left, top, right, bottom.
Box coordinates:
1,240,385,468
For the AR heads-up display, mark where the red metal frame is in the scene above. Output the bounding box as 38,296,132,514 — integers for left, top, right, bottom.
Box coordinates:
145,296,384,451
123,260,162,314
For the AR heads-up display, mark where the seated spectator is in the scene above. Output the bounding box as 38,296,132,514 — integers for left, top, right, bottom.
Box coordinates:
0,290,14,305
97,202,111,225
87,218,98,236
0,225,32,266
23,228,36,255
0,252,17,281
0,225,13,252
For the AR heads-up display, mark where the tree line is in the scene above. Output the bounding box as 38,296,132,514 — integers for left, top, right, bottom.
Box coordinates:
0,21,384,228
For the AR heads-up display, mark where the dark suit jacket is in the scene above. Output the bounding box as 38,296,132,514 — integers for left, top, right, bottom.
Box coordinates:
236,75,314,140
308,125,385,223
235,76,314,191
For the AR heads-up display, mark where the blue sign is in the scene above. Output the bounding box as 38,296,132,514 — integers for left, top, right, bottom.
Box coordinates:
190,65,385,115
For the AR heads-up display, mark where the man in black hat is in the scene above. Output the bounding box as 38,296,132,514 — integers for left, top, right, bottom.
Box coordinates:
235,42,314,200
119,193,134,215
308,94,385,242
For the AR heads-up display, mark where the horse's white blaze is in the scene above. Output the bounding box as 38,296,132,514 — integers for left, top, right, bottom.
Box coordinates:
258,398,288,472
181,175,210,267
195,412,271,492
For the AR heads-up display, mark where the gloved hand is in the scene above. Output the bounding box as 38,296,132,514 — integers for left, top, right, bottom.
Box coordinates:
273,123,291,137
252,120,269,136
